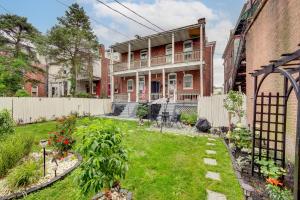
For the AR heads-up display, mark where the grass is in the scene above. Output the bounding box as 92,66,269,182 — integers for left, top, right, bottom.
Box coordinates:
18,119,243,200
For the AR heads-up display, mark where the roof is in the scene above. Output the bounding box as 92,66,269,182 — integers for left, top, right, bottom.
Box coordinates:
111,19,206,53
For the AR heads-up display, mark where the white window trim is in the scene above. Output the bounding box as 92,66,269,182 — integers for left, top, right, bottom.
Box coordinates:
165,44,172,55
183,74,193,89
92,82,97,94
183,40,193,52
31,85,38,97
140,49,148,60
139,76,145,92
168,73,177,84
127,79,133,92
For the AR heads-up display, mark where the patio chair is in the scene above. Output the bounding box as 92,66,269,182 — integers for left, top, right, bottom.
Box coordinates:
170,113,183,128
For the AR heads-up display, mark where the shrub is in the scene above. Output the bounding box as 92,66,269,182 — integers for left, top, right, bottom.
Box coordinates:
136,104,149,124
180,112,197,126
75,92,91,98
76,120,128,196
15,89,30,97
6,160,42,190
255,158,286,179
0,109,15,138
230,123,251,149
0,133,34,177
224,90,245,123
48,115,76,156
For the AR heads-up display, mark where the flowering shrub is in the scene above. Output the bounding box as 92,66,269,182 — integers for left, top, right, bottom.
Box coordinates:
48,114,76,156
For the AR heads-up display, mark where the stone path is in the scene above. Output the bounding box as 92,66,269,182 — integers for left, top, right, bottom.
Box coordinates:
204,137,227,200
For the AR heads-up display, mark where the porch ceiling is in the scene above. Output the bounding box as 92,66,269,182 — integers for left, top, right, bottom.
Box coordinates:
111,23,201,53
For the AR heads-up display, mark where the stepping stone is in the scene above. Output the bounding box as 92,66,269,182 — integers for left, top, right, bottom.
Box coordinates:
208,138,216,141
204,158,217,166
207,190,227,200
205,171,221,181
207,143,215,146
206,150,216,155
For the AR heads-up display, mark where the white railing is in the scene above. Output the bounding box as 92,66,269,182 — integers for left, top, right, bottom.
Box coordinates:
0,97,112,124
177,92,199,102
114,94,129,102
113,50,201,72
151,93,162,101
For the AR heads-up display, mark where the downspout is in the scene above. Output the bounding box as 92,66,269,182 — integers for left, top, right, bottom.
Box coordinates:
200,23,204,97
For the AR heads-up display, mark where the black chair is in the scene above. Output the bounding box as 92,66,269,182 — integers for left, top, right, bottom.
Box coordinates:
170,113,183,128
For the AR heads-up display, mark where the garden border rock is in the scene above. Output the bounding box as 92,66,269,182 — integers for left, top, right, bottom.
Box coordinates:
92,189,132,200
222,140,254,200
0,153,82,200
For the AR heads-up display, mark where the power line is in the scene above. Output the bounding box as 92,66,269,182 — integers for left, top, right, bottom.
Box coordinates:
55,0,131,43
0,3,11,14
113,0,165,32
95,0,160,33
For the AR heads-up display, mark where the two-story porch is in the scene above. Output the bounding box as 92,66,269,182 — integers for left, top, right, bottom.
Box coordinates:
109,18,215,103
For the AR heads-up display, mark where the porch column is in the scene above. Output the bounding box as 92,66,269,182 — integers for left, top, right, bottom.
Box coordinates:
128,43,131,69
162,68,166,98
136,72,139,102
200,23,204,97
172,32,175,64
148,70,151,101
148,38,151,67
110,48,114,102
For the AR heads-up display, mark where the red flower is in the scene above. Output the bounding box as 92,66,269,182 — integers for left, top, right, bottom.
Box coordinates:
63,139,69,145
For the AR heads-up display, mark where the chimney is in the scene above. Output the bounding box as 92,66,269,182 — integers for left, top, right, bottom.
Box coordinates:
98,44,105,59
198,18,206,24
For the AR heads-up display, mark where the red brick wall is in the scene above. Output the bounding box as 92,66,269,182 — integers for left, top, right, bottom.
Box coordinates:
246,0,300,162
24,69,46,97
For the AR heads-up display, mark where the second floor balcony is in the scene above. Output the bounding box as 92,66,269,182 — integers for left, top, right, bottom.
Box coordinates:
113,50,201,73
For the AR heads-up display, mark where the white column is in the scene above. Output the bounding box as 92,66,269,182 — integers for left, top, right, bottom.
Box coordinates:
148,38,151,67
200,24,204,97
172,32,175,64
162,68,166,98
128,43,131,69
136,72,139,102
148,70,151,101
110,48,114,102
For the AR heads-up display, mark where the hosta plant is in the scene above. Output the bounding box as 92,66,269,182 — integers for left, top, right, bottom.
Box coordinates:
231,123,251,150
76,120,128,197
255,158,286,179
266,183,292,200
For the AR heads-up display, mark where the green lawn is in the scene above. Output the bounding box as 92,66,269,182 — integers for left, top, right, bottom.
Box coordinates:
18,119,243,200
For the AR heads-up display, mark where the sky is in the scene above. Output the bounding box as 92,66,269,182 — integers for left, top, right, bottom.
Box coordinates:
0,0,245,87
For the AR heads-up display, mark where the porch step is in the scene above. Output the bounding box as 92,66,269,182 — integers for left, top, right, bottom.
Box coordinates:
118,103,138,118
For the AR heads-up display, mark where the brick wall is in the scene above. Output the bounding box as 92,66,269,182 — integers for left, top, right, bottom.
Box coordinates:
246,0,300,162
24,69,46,97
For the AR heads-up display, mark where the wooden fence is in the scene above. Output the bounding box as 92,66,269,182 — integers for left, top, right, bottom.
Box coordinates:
0,97,112,124
197,95,247,127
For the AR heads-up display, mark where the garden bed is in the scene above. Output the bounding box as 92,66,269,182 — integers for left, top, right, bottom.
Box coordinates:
0,152,81,200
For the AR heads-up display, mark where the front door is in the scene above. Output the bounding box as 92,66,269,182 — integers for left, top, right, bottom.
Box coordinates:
168,73,177,101
151,81,160,100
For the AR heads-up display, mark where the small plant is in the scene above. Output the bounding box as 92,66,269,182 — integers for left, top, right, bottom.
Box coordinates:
76,120,128,197
231,123,251,150
6,159,42,190
236,155,251,172
136,104,149,125
37,116,47,123
15,89,30,97
0,133,34,177
75,92,91,98
48,114,76,156
255,158,286,179
266,183,292,200
224,90,245,123
0,109,15,138
180,111,197,126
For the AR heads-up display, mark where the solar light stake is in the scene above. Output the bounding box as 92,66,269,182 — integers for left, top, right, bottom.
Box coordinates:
40,140,47,177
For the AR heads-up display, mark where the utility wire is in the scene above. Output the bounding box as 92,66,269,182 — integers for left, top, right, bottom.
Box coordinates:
95,0,160,33
0,3,11,14
113,0,165,32
55,0,131,42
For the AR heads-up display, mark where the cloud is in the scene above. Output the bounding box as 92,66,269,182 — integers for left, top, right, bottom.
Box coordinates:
84,0,234,87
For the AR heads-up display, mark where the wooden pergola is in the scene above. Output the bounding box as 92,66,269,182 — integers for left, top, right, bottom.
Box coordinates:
250,44,300,199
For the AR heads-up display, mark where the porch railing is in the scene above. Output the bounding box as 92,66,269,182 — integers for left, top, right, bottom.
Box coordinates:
113,50,200,72
151,93,163,101
114,93,128,102
177,92,199,102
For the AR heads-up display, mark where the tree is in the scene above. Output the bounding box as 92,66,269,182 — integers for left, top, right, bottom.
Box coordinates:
0,14,42,96
224,90,245,124
47,3,98,95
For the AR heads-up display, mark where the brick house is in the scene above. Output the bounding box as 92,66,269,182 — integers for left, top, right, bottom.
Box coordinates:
110,18,215,104
24,63,47,97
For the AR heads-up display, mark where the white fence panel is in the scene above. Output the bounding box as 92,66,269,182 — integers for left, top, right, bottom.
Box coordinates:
198,95,247,127
0,97,112,124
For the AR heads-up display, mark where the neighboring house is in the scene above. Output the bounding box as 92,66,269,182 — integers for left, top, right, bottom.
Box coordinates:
48,45,110,98
223,0,261,93
110,18,215,104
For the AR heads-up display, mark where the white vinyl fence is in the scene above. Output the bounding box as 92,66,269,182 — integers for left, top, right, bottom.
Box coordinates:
0,97,112,124
197,95,247,127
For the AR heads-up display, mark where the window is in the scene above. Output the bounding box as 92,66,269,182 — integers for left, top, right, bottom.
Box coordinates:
140,49,148,60
165,44,172,63
92,82,97,94
127,79,133,92
183,40,193,52
139,76,145,93
183,74,193,89
130,52,134,61
31,85,38,97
